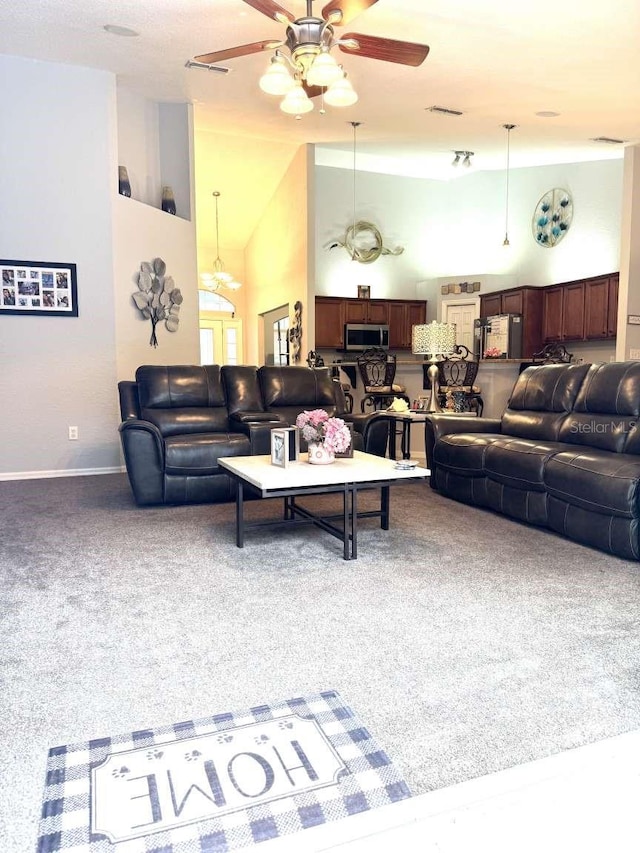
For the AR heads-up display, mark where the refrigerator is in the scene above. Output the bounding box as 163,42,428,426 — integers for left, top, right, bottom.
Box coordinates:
474,314,523,359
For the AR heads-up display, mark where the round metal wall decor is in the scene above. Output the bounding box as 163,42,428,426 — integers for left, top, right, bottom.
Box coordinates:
532,188,573,247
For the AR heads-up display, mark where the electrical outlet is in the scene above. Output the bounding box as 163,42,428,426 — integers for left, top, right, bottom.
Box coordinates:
68,426,78,440
630,349,640,361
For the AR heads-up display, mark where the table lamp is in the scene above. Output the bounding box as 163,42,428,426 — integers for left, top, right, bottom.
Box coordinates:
412,322,457,412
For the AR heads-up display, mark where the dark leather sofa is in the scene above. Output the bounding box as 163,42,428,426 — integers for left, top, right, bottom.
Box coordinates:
425,361,640,560
118,364,389,506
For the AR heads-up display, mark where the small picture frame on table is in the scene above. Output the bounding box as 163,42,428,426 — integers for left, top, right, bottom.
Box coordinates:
270,428,300,467
334,423,355,458
357,285,370,300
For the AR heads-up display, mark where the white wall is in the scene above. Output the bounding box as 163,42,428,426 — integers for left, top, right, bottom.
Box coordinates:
0,55,119,477
315,159,623,315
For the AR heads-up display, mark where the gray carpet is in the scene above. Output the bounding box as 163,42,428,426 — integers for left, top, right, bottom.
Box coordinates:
2,473,640,852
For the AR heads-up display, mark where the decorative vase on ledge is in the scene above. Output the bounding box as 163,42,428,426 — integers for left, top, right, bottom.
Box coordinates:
307,442,335,465
161,186,176,215
118,166,131,198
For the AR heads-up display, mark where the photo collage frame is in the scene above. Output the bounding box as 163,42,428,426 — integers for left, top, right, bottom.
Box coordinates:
1,259,78,317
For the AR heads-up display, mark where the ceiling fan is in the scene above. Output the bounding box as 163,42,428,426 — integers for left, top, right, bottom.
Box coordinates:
191,0,430,114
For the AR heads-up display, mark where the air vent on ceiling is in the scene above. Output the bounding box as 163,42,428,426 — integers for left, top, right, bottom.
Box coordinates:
590,136,626,144
184,60,230,74
427,105,463,116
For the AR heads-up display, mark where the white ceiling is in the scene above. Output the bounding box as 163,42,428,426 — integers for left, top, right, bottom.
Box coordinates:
1,0,638,178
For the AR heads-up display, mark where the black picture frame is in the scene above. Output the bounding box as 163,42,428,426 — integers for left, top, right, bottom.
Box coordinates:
1,259,78,317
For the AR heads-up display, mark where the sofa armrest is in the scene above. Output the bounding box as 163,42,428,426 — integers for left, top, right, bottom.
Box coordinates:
231,420,285,456
342,412,390,457
424,415,502,490
118,419,165,505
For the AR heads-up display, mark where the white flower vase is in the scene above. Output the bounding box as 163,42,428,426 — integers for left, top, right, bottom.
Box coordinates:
307,442,335,465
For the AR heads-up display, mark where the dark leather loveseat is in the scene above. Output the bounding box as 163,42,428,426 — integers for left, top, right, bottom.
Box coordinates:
118,364,389,506
425,361,640,560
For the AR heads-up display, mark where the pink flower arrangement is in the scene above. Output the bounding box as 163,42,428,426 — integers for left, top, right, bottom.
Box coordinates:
483,346,504,358
295,409,352,453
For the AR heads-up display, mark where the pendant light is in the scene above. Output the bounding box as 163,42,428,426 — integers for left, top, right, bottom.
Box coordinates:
201,191,242,292
502,124,516,246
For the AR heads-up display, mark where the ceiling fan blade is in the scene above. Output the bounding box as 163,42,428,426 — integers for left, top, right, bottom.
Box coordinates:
322,0,379,26
194,40,281,64
339,32,430,66
241,0,296,23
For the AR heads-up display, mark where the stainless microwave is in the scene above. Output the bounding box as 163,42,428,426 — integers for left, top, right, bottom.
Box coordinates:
344,323,390,351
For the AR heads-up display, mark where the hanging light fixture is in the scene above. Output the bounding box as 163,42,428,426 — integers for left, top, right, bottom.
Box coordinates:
200,191,242,292
502,124,517,246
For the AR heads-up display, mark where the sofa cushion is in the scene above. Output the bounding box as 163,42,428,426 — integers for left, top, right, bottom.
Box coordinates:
544,449,640,518
484,437,577,491
558,362,640,452
143,407,231,438
433,433,504,476
164,432,250,476
137,364,226,409
221,365,265,416
501,363,591,441
259,366,336,409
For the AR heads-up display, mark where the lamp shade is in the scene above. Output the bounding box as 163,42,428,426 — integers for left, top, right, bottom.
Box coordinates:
259,57,294,95
324,74,358,107
280,83,314,114
306,50,343,87
412,322,456,357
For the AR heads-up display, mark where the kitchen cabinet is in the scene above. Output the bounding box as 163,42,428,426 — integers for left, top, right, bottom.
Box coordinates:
480,286,544,358
315,296,426,350
543,274,618,342
344,299,389,324
388,300,427,349
315,297,345,349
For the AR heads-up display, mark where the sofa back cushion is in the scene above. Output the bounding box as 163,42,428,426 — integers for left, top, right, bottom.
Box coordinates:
258,366,338,424
221,365,264,416
135,364,229,436
559,361,640,452
501,363,591,441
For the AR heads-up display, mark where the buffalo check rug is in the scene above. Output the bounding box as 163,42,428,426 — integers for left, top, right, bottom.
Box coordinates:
37,689,412,852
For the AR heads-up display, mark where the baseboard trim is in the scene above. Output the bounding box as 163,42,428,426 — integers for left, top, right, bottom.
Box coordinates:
0,466,126,482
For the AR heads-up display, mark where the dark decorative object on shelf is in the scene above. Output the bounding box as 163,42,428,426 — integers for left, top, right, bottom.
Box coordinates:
131,257,183,347
118,166,131,198
161,186,177,215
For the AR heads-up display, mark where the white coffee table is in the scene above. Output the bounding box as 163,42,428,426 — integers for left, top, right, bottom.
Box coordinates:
219,451,429,560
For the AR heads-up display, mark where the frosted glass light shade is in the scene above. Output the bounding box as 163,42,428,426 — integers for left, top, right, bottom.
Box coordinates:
324,74,358,107
412,322,456,356
306,51,343,87
280,83,314,114
259,58,294,95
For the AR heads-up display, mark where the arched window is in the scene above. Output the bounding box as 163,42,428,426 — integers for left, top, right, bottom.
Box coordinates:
198,289,235,313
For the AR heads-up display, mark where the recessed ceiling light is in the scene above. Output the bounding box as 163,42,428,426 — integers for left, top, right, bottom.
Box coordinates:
535,110,560,118
103,24,139,37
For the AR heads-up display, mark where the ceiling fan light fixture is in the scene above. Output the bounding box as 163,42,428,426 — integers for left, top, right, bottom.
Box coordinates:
306,49,343,87
324,72,358,107
259,55,294,95
280,82,314,114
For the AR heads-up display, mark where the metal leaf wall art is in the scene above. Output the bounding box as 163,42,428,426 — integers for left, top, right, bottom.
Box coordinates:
131,257,183,347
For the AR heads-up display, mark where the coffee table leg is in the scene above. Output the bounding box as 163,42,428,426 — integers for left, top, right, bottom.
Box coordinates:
381,485,390,530
351,486,358,560
401,421,411,459
236,480,244,547
342,485,350,560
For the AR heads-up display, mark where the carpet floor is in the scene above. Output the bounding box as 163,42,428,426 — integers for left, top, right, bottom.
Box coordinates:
2,473,640,851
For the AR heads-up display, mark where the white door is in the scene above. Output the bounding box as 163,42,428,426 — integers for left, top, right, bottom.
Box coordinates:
443,300,479,352
199,318,243,365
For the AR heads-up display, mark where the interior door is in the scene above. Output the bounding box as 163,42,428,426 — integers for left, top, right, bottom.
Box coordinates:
199,318,243,365
443,300,479,352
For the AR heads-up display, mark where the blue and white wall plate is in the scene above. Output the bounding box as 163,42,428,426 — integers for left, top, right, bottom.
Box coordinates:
532,188,573,247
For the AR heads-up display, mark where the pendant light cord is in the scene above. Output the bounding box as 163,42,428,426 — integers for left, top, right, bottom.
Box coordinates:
351,121,361,261
502,124,516,246
213,190,221,263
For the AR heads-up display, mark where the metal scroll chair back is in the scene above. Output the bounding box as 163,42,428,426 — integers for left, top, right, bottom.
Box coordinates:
531,343,573,364
306,350,325,367
357,347,409,412
423,344,483,415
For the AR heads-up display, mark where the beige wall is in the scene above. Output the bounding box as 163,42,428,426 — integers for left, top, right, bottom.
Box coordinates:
244,145,314,365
